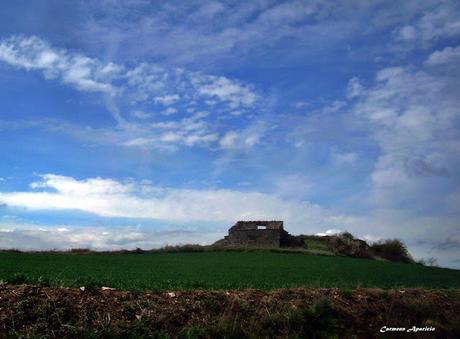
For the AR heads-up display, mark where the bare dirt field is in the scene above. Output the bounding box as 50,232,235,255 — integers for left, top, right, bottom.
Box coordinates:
1,285,459,338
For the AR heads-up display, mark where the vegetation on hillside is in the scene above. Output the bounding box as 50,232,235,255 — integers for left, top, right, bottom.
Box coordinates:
213,231,416,263
369,239,414,263
1,231,417,264
298,232,415,263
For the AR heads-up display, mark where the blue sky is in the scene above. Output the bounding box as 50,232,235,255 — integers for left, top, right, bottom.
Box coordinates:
0,1,460,268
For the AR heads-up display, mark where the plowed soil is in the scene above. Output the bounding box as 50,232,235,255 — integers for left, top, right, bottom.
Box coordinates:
1,285,459,338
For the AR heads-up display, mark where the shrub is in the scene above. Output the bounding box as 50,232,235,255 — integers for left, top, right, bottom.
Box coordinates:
330,232,373,259
155,244,206,253
417,257,439,267
69,248,92,254
370,239,413,263
340,232,354,241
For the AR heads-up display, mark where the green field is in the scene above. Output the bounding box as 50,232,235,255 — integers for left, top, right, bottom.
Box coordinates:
1,251,459,290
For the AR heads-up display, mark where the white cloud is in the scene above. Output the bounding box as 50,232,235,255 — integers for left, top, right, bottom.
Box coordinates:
125,63,165,102
189,1,225,20
315,229,342,236
191,74,258,109
124,63,260,112
0,174,356,235
29,174,133,196
425,45,460,65
393,3,460,47
334,152,358,166
0,35,262,150
122,137,152,147
417,5,460,42
293,101,310,109
353,64,460,210
80,0,388,69
159,132,182,143
154,94,180,106
218,122,267,150
321,100,346,114
0,224,223,250
396,25,417,41
162,107,177,116
122,114,218,149
0,36,120,94
130,110,152,119
183,133,218,146
219,131,239,149
346,77,365,99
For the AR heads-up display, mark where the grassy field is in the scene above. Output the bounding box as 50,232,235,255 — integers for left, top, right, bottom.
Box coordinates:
1,251,459,290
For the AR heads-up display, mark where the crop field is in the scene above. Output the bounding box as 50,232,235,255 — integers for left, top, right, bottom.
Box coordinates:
1,251,459,290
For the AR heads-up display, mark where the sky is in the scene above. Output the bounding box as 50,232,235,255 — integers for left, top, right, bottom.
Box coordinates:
0,0,459,268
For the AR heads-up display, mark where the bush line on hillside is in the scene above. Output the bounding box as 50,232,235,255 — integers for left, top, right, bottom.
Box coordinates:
0,232,420,265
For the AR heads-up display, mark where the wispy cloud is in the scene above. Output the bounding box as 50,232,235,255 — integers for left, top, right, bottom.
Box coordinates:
333,152,359,166
0,174,355,234
392,1,460,49
0,35,121,94
0,223,222,250
425,45,460,65
0,36,260,114
352,63,460,211
78,1,323,66
0,35,263,150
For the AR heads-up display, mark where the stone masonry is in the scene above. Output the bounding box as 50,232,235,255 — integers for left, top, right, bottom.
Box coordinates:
225,221,285,247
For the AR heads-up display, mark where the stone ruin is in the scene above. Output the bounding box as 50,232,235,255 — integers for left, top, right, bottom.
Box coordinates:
223,220,287,248
213,221,399,260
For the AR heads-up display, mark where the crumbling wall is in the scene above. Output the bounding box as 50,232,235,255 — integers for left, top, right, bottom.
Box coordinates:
230,221,284,231
227,221,284,247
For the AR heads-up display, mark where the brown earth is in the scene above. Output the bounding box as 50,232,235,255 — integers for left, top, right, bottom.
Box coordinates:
1,285,459,338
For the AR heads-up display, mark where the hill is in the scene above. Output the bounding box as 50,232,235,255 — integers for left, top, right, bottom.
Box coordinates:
214,230,416,263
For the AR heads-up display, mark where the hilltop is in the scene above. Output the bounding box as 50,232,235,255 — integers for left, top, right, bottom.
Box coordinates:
213,231,416,264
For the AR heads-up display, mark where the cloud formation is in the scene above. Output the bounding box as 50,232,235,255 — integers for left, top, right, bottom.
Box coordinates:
0,36,120,94
1,1,460,269
425,45,460,65
0,224,222,251
0,35,262,150
352,65,460,210
0,174,355,234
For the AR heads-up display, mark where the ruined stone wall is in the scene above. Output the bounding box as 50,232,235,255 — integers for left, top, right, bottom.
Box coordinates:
227,229,281,247
230,221,283,231
221,220,285,248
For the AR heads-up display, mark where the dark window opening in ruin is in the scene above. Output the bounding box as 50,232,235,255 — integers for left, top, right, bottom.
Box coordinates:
257,225,267,230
